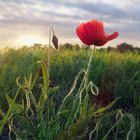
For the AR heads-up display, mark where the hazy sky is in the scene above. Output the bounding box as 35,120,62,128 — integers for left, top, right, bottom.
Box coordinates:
0,0,140,47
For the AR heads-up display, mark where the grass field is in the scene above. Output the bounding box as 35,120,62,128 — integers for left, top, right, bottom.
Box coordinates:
0,46,139,140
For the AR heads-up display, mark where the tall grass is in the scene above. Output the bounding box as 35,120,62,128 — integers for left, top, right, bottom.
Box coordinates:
0,46,139,139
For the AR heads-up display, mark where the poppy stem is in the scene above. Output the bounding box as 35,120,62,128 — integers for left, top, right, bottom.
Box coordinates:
87,45,95,72
48,28,55,75
84,45,95,87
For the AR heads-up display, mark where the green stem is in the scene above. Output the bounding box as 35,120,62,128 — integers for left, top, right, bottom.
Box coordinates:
84,45,95,87
48,27,54,91
70,45,96,123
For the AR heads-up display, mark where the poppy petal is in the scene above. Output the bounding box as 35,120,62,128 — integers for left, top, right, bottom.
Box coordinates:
84,20,105,43
95,39,107,46
106,32,119,41
76,23,93,45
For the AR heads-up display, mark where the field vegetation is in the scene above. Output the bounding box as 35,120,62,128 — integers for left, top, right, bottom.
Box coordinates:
0,44,139,140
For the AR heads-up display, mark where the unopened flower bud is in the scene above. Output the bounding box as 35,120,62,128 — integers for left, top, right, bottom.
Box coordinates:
52,35,58,49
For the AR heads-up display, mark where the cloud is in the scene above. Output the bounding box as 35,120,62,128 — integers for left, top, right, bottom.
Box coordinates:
0,0,140,47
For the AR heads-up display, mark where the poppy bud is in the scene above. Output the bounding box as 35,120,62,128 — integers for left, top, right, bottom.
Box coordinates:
52,35,58,49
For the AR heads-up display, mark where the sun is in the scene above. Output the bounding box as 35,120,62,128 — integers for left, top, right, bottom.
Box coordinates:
17,35,46,46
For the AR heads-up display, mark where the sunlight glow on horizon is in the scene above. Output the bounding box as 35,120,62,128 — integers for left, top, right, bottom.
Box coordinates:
17,35,47,46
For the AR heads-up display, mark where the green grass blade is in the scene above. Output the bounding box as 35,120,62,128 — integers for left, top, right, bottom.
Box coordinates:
0,87,21,135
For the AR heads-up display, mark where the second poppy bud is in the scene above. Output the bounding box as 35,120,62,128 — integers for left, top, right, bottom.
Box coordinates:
52,35,59,49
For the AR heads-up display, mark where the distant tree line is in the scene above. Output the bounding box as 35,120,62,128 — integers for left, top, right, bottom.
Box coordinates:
20,42,140,53
116,42,140,53
59,42,140,53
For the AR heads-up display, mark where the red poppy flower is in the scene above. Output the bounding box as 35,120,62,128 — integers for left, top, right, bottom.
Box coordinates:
76,20,119,46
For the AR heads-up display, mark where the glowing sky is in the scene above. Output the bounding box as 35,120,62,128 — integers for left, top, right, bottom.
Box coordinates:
0,0,140,47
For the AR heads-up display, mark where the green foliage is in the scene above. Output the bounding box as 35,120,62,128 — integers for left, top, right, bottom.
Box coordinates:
0,47,139,139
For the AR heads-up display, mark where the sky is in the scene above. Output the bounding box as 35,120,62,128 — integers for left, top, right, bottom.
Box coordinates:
0,0,140,48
